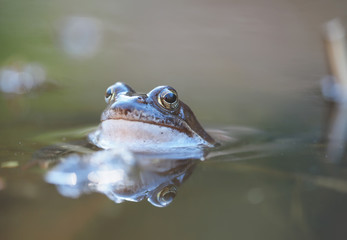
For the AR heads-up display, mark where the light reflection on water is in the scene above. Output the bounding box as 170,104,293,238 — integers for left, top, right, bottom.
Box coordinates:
43,147,200,207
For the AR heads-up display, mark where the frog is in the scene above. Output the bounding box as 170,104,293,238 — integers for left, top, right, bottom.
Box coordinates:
32,83,268,208
88,82,216,151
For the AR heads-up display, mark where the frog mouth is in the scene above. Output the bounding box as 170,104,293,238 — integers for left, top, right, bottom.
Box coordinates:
90,107,214,150
101,108,191,136
89,119,208,151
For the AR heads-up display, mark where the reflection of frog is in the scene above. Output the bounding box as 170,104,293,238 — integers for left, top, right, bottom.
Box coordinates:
89,82,216,151
45,149,199,207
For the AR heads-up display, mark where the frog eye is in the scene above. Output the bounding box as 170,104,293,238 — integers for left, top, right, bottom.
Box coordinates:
105,82,136,103
105,87,114,103
158,88,179,110
156,185,177,207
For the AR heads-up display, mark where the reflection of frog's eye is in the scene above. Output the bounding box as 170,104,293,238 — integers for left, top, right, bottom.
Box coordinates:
157,185,177,207
158,88,179,110
105,87,114,103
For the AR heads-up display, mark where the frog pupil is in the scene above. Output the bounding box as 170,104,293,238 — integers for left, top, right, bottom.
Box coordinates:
164,92,176,103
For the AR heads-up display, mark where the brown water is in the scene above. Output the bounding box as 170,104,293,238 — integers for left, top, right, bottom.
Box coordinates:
1,0,347,239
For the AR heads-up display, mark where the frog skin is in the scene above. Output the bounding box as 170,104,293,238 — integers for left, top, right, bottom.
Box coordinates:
88,82,216,151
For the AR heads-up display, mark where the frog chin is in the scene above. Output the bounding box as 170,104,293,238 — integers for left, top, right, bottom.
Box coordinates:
88,119,210,151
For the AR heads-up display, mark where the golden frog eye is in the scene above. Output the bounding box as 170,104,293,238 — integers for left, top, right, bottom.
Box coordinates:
104,87,114,103
158,88,179,110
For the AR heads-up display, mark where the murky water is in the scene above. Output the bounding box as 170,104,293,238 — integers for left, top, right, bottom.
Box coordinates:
2,0,347,239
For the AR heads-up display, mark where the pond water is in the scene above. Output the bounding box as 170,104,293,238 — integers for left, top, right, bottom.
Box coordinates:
1,0,347,239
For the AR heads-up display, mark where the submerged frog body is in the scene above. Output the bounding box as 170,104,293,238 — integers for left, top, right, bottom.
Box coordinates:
89,82,215,151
